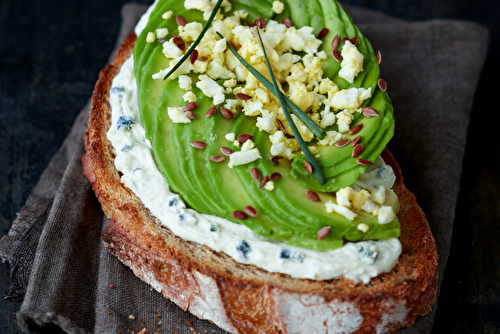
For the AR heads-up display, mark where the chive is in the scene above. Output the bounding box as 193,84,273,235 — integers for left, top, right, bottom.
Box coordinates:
163,0,224,80
216,32,326,140
256,29,326,185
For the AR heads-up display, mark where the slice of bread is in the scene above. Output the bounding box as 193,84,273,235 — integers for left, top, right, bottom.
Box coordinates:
83,32,438,334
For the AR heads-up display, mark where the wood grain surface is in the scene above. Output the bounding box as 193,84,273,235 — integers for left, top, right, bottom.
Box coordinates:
1,0,499,333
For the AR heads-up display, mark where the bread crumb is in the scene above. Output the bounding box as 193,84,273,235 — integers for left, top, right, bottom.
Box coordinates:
109,284,115,288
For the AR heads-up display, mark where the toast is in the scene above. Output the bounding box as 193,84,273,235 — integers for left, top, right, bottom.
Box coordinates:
83,30,438,333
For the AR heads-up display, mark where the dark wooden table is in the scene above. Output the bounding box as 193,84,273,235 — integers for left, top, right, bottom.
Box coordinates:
1,0,499,333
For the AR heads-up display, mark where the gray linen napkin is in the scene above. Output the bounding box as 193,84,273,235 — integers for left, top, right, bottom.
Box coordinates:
0,3,489,333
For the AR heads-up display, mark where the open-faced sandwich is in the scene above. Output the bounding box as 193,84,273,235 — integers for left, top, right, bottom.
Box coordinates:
83,0,439,332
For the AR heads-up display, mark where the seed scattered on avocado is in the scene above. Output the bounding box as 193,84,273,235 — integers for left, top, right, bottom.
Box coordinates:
233,211,247,220
351,135,361,147
352,144,364,158
244,206,258,217
209,155,225,162
332,34,340,48
349,124,363,135
303,161,313,174
190,141,207,149
378,78,387,92
283,18,293,28
220,147,233,156
332,49,342,63
317,28,329,39
205,105,218,118
259,175,269,189
250,167,261,181
335,139,350,148
363,107,380,117
317,226,332,240
176,15,186,26
306,190,321,202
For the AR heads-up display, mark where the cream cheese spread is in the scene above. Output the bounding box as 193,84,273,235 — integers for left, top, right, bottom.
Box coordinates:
105,2,402,284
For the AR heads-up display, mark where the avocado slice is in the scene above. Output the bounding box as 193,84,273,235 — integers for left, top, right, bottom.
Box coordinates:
137,0,400,252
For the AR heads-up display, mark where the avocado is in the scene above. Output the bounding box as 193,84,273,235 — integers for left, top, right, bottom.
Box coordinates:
135,0,400,251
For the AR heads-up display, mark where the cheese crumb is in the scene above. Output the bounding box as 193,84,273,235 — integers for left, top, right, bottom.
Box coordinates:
225,133,236,141
241,139,255,152
178,75,193,91
183,91,197,103
336,187,353,208
378,206,395,224
146,32,156,43
228,148,261,168
264,181,275,191
339,40,364,84
325,201,357,220
162,11,173,19
167,107,191,123
272,1,285,14
357,223,369,233
156,28,169,39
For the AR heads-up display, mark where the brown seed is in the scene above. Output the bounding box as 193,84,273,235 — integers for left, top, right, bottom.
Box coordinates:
209,155,225,162
317,27,329,39
190,49,199,64
260,17,267,29
199,56,209,62
250,167,261,181
303,161,313,174
335,138,350,148
270,172,281,181
377,51,382,64
332,34,340,48
269,155,282,165
172,35,185,51
349,123,363,135
283,17,293,28
244,206,258,217
182,102,198,111
332,49,341,63
176,15,186,26
244,21,254,27
233,211,247,220
351,135,361,147
352,144,364,158
237,133,254,143
206,105,218,117
236,93,252,100
317,226,331,240
277,119,286,132
357,158,373,166
363,106,380,117
184,111,199,119
306,190,321,202
350,36,359,45
378,78,387,92
220,107,234,120
220,147,234,156
259,175,269,189
190,141,207,149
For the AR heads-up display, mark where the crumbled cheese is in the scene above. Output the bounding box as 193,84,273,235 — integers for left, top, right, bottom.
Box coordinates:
352,190,371,210
317,131,344,146
233,140,240,147
167,107,191,123
336,187,353,208
228,148,261,168
272,1,285,14
224,79,237,88
178,75,192,91
156,28,169,39
378,206,395,224
183,91,197,102
225,133,235,141
146,32,156,43
180,22,203,42
339,40,364,84
162,11,173,19
357,223,369,233
325,201,357,220
162,40,184,59
361,199,376,213
370,186,386,205
319,105,336,129
196,75,225,105
329,87,372,111
241,139,255,152
264,181,275,191
336,110,354,133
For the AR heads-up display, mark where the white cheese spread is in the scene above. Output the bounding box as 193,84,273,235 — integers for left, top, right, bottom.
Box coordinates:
106,55,402,284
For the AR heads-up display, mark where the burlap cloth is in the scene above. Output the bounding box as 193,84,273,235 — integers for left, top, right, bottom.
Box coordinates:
0,2,489,333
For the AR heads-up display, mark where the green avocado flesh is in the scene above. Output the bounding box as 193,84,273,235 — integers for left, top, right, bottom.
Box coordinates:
133,0,400,251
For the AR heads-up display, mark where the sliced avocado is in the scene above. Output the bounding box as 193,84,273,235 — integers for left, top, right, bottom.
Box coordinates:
137,0,400,252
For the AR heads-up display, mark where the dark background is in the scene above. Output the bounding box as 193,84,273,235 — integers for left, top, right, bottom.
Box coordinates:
1,0,499,333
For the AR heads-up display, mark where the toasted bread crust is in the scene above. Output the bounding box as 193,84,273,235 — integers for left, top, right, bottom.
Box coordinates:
83,33,438,334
